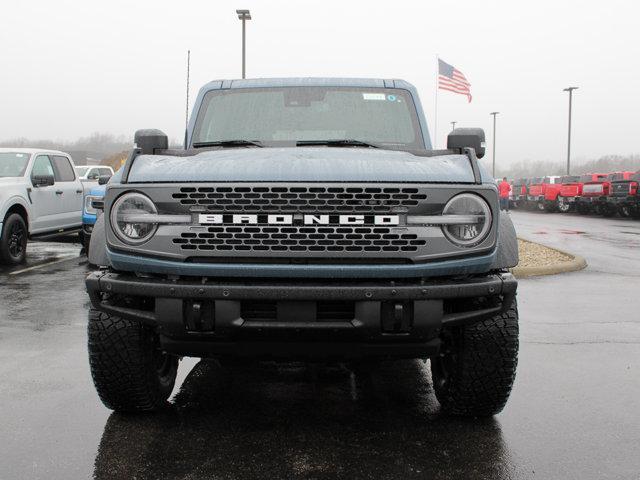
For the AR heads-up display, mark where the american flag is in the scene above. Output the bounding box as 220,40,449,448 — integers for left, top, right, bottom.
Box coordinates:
438,59,472,103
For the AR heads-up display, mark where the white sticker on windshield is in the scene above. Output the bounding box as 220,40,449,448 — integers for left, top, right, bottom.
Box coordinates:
362,93,386,101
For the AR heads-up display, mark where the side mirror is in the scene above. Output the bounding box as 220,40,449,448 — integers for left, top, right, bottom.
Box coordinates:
32,174,55,187
447,128,486,159
134,129,168,155
98,174,112,185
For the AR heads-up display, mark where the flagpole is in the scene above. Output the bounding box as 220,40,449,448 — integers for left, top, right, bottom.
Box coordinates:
434,54,438,149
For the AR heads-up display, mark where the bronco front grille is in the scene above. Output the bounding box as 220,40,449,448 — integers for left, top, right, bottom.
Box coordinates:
172,225,427,253
171,186,428,213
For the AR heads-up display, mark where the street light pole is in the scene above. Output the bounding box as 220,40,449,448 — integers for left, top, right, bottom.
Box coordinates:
236,10,252,79
563,87,578,175
451,121,457,131
490,112,499,177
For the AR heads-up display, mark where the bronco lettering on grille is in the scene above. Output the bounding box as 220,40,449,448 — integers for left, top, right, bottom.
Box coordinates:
198,214,400,226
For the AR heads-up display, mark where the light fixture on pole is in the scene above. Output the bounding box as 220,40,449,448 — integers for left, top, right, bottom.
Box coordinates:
236,9,252,79
563,87,578,175
490,112,499,177
451,121,457,131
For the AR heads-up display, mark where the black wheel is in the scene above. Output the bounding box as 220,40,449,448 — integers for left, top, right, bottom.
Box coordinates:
88,308,178,412
0,213,28,265
536,202,546,212
432,301,519,417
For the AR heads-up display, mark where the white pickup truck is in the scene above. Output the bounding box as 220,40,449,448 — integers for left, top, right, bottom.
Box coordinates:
0,148,84,265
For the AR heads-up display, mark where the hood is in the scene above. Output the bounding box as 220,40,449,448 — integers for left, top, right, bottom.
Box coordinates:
0,177,24,184
126,147,480,183
89,185,107,196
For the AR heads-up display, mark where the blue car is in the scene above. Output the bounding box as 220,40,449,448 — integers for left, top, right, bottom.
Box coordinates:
82,184,106,253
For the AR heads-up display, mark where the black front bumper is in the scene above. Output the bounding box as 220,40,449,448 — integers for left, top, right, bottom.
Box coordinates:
86,271,517,359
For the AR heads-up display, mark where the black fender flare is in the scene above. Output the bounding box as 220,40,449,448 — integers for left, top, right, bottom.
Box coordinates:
88,214,110,267
490,213,519,269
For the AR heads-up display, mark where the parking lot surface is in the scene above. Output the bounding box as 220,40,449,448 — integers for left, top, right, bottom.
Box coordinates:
1,211,639,479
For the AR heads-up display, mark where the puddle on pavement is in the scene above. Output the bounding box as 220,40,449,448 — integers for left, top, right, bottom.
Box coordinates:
559,230,586,235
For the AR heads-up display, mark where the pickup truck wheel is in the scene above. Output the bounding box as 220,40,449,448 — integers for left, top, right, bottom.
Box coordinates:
619,206,631,218
88,308,178,412
557,200,571,213
431,301,519,417
81,231,91,254
536,202,546,212
0,213,28,265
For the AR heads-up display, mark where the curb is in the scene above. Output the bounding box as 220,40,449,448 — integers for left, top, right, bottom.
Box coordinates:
510,238,588,278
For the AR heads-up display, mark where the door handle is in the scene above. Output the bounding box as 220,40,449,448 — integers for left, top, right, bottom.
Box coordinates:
76,189,83,194
55,190,63,195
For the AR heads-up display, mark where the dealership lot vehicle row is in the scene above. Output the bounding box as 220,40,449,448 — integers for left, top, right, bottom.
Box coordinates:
508,172,640,218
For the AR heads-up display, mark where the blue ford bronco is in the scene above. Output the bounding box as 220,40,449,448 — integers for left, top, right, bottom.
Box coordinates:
86,78,519,416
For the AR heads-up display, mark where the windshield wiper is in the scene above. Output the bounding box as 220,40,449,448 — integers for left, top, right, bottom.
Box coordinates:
296,139,381,149
192,140,264,148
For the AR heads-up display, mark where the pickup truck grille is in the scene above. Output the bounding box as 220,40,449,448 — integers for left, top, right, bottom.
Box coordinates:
612,182,630,195
172,225,427,253
171,186,428,213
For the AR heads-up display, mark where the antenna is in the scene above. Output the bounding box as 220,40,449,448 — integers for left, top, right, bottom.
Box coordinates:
185,50,191,135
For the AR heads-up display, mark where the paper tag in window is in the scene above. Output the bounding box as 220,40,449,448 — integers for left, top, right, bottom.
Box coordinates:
362,93,386,100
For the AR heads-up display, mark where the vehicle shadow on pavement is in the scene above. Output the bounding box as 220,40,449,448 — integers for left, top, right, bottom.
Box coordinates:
94,359,515,480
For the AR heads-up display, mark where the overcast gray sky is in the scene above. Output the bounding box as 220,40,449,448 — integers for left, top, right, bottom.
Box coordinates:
1,0,639,166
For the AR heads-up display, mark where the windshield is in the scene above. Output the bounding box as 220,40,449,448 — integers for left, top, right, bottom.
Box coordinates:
75,166,89,176
0,152,31,177
192,87,424,150
561,176,580,183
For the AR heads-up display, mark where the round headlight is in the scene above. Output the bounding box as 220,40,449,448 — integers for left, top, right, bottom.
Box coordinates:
110,192,158,244
441,193,492,247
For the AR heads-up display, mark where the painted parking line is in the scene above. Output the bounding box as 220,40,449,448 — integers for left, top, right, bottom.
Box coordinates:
9,255,80,275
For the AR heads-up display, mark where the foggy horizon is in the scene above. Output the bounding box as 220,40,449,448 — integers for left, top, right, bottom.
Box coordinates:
2,0,639,167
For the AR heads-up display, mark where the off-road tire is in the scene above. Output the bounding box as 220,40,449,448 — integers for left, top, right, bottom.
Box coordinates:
432,301,519,417
0,213,28,265
88,308,178,412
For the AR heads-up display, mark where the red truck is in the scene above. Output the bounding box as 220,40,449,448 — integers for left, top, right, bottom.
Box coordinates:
556,175,582,212
575,173,616,215
526,176,562,212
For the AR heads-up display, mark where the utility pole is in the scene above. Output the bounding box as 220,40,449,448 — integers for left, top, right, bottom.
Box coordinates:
563,87,578,175
490,112,499,177
451,121,457,131
236,10,252,79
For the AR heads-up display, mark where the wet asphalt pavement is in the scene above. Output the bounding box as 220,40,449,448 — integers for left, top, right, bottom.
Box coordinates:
0,212,639,479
